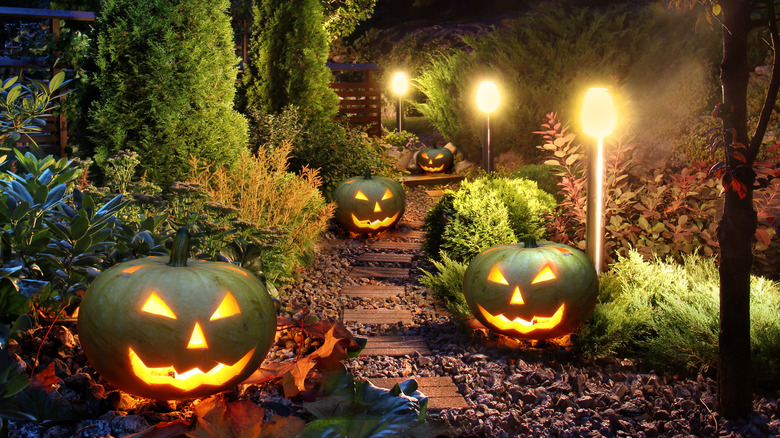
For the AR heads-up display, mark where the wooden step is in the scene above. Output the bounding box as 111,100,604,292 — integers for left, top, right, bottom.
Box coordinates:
340,285,405,298
384,230,426,240
354,253,414,264
368,376,469,410
349,267,410,278
342,308,413,325
400,174,464,188
397,220,424,229
370,241,422,251
359,335,431,357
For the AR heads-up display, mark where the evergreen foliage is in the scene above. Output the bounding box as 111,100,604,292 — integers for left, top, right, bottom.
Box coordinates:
242,0,339,121
85,0,248,188
419,253,470,319
414,3,720,161
575,252,780,388
423,177,557,263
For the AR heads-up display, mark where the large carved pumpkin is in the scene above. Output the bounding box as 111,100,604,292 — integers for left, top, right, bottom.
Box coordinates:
416,147,454,173
332,169,405,234
77,229,277,400
462,238,598,340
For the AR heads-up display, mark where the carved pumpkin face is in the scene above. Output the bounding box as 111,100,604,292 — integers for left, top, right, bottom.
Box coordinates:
463,239,598,340
78,230,276,400
416,147,454,173
332,170,406,234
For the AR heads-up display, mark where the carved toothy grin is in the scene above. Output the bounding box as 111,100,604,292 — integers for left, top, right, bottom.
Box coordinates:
477,304,565,334
128,347,255,391
350,212,400,230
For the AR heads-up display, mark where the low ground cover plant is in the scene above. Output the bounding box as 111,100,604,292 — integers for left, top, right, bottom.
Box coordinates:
576,251,780,389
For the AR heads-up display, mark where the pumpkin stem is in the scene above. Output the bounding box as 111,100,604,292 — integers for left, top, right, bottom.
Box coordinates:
364,167,372,179
523,236,538,248
168,228,190,267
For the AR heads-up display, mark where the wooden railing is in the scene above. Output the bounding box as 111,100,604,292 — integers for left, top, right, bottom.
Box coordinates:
0,7,95,157
327,62,382,137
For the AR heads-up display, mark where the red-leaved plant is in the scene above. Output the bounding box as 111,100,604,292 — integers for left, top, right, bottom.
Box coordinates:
536,112,779,277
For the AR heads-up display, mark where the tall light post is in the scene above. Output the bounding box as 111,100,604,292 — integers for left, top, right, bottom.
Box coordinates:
580,87,617,275
476,80,500,173
392,72,408,133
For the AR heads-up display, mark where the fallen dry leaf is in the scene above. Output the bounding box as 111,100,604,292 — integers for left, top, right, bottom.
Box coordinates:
186,395,304,438
123,420,191,438
30,362,59,393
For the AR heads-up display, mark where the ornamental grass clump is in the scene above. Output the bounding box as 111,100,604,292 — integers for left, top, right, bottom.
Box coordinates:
188,140,334,284
576,251,780,389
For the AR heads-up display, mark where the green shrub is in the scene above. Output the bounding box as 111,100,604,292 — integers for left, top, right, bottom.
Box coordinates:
241,0,338,121
414,3,720,161
419,253,470,319
424,176,557,263
576,251,780,389
86,0,248,188
512,164,561,201
256,105,397,199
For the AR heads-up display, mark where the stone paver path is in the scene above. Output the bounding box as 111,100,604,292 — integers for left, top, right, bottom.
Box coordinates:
338,186,468,411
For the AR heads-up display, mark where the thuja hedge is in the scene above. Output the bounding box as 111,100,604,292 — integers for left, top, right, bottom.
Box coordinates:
85,0,248,188
414,3,720,161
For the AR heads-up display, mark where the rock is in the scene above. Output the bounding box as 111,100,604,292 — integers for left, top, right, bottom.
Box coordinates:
453,160,475,174
111,415,150,436
444,142,457,155
407,151,421,172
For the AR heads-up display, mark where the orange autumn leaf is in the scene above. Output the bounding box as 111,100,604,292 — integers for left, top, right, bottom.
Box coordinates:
186,395,305,438
30,362,59,393
124,420,192,438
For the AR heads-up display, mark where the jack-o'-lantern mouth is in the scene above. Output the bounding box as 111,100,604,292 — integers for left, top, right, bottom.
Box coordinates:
420,164,445,172
477,304,565,334
128,347,255,391
350,212,400,230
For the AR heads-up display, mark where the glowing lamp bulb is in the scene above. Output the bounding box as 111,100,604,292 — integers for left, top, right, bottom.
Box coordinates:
580,88,616,138
392,72,408,96
476,81,500,113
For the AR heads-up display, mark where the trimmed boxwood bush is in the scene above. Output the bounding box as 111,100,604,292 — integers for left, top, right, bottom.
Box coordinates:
85,0,248,188
423,176,557,263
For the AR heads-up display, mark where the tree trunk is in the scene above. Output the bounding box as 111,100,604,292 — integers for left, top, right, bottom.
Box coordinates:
717,0,756,419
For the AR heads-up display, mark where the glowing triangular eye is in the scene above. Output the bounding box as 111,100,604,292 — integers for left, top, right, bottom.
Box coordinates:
421,153,428,159
487,266,509,285
210,292,240,320
531,265,556,284
355,190,369,201
381,188,393,200
141,292,176,319
435,154,444,159
510,286,525,304
187,323,208,349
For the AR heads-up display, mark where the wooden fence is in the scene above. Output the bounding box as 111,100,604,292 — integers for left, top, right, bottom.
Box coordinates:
326,62,383,137
0,7,95,157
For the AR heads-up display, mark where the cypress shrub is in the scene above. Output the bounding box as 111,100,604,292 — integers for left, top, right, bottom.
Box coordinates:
241,0,338,121
86,0,248,188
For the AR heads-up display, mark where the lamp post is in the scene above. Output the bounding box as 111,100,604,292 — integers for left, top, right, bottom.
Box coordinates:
580,87,617,275
476,80,500,173
392,72,408,133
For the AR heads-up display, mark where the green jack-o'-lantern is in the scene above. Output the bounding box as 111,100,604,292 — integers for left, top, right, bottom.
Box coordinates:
77,229,277,400
416,147,454,173
332,169,406,234
462,238,598,340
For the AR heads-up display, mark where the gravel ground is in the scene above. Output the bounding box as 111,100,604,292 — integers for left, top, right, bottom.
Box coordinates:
279,185,780,438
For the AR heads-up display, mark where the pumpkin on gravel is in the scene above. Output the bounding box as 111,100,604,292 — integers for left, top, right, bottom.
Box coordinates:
332,169,405,234
462,238,598,340
416,146,454,173
77,228,277,400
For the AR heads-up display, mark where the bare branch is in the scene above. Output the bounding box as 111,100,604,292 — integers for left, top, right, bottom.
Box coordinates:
749,0,780,161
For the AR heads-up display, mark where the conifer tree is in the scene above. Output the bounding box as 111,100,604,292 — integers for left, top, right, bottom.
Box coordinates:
86,0,248,187
241,0,339,121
